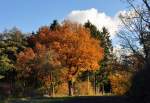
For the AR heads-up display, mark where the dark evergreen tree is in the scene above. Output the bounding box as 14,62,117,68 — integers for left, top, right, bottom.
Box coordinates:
84,21,113,94
0,27,28,95
50,20,60,31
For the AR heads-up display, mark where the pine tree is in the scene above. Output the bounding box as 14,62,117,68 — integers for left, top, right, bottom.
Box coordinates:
84,21,113,94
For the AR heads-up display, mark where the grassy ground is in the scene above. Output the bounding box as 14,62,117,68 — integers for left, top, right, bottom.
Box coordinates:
1,96,129,103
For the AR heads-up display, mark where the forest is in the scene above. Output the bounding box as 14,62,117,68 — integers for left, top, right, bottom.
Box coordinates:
0,0,150,103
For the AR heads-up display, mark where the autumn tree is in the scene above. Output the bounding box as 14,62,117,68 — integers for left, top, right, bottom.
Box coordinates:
53,22,103,96
16,48,35,90
27,21,104,96
109,70,132,95
16,41,61,96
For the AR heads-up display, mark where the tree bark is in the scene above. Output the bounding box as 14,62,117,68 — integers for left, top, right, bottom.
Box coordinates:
51,72,55,97
52,83,55,97
87,71,90,95
68,80,73,96
102,84,104,95
94,73,97,95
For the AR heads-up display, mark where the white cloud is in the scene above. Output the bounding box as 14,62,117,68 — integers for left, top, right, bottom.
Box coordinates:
113,44,133,61
66,8,122,38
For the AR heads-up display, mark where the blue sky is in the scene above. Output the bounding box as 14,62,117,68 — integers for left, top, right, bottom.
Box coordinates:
0,0,127,33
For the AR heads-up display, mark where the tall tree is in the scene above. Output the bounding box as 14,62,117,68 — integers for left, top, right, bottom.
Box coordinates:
119,0,150,66
84,21,113,94
16,44,60,96
27,21,104,96
0,27,28,96
0,27,27,80
119,0,150,102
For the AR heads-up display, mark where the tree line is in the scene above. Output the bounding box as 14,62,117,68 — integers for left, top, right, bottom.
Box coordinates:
0,20,137,98
0,0,149,101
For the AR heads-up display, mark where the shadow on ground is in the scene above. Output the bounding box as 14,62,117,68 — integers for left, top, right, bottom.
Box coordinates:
5,96,129,103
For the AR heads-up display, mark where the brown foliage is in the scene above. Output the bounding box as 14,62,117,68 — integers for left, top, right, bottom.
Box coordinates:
109,71,132,95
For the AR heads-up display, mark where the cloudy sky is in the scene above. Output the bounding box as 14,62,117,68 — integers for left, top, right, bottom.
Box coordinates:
0,0,127,33
66,8,123,38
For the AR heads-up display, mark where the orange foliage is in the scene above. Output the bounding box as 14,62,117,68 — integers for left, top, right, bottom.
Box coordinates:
17,22,104,92
27,21,104,81
17,48,35,66
55,82,68,96
16,48,35,78
109,71,132,95
16,45,57,85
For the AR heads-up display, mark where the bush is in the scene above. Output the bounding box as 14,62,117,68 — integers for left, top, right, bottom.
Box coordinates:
55,83,68,96
109,71,132,95
75,81,94,96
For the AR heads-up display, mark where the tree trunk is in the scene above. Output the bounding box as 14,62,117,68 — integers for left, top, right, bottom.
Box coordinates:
52,83,55,97
87,71,90,95
51,72,55,97
102,84,104,95
94,73,97,95
68,80,73,96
